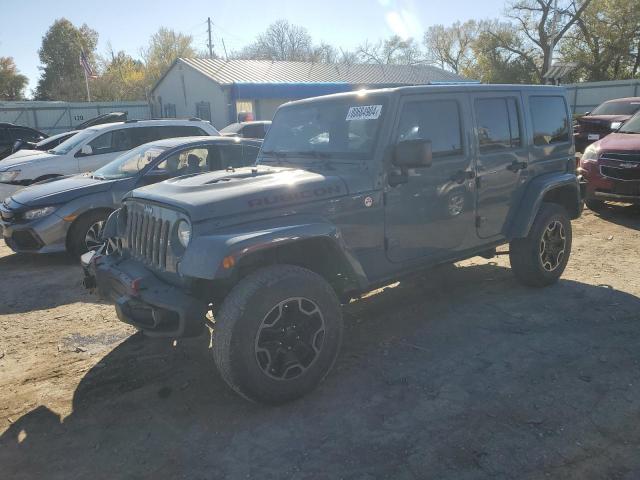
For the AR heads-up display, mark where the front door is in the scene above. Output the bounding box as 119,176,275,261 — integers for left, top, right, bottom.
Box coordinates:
472,93,528,238
384,94,476,263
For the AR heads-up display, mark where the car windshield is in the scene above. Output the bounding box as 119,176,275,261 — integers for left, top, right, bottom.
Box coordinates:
260,97,386,160
618,113,640,134
93,144,169,180
590,101,640,116
49,129,96,154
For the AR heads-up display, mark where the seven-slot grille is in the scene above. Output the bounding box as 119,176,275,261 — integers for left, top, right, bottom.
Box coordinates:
123,202,178,270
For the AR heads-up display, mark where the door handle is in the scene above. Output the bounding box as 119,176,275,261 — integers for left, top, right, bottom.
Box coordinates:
451,170,476,184
507,160,528,172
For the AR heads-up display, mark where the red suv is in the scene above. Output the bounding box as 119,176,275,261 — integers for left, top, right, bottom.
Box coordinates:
574,97,640,153
578,112,640,210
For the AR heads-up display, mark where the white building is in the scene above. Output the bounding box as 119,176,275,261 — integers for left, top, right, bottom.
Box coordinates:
150,58,473,130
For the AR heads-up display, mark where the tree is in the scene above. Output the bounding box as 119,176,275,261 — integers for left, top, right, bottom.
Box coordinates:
560,0,640,80
35,18,98,100
464,21,538,83
423,21,479,74
143,27,196,85
499,0,593,81
0,57,28,100
238,20,313,61
357,36,423,65
93,47,147,101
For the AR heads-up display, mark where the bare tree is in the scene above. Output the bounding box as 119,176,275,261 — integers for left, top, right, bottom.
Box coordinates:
423,21,479,73
239,20,313,61
500,0,592,80
357,36,423,65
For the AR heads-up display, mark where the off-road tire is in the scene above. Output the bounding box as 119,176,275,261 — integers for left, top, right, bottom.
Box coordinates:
509,203,572,287
585,199,605,212
213,264,343,404
67,210,109,258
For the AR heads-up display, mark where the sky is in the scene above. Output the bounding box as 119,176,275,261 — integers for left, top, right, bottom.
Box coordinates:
0,0,506,95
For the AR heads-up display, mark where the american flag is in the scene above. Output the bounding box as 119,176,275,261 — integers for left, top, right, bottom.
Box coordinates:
79,50,97,79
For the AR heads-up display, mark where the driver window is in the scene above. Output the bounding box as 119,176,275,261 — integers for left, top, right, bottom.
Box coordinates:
153,148,209,177
86,129,133,156
396,100,463,158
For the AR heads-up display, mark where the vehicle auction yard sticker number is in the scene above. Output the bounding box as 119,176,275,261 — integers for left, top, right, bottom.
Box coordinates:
346,105,383,121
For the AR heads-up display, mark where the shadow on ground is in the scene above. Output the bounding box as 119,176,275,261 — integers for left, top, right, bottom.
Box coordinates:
0,251,101,314
2,263,640,479
588,203,640,230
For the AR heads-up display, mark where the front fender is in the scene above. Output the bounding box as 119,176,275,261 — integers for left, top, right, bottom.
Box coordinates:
179,218,369,288
507,172,581,239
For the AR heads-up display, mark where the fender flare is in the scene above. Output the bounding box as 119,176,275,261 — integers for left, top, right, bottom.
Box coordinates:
507,172,581,239
179,218,369,289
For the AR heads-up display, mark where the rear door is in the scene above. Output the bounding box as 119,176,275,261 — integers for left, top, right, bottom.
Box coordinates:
472,92,528,238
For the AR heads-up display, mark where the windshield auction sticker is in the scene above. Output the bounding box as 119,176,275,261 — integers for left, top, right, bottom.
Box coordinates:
346,105,383,121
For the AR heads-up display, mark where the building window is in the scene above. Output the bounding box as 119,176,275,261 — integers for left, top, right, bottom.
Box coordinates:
196,101,211,121
236,100,254,122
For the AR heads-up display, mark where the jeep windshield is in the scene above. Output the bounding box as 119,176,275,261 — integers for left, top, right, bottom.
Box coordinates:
92,144,168,180
260,97,386,162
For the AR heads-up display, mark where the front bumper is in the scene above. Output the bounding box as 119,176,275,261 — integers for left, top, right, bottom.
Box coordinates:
82,251,206,338
0,213,69,253
578,166,640,204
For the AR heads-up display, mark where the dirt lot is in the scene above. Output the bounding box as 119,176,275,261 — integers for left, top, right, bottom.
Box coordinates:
1,205,640,479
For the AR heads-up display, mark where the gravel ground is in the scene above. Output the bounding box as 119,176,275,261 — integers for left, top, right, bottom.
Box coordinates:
1,205,640,479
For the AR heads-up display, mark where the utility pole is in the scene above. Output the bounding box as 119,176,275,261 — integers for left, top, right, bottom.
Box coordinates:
207,17,214,59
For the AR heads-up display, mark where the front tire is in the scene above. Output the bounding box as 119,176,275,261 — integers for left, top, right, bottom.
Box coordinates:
213,265,343,404
509,203,572,287
67,210,110,258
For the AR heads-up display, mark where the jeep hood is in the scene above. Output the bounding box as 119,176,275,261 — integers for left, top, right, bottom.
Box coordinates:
9,174,116,209
128,165,349,221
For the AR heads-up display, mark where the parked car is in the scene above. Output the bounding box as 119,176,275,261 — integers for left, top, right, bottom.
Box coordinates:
574,97,640,153
83,84,581,404
75,112,127,129
578,111,640,210
0,119,219,195
0,136,261,256
10,130,79,156
220,120,271,139
0,123,47,161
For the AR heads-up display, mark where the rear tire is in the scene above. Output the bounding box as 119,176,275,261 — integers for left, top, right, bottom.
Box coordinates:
509,203,572,287
213,264,343,404
67,210,110,258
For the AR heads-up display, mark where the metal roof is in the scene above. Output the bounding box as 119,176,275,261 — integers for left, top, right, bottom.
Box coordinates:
166,58,469,87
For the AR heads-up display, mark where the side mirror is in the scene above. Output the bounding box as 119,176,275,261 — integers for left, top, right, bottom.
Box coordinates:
78,144,93,156
393,139,432,168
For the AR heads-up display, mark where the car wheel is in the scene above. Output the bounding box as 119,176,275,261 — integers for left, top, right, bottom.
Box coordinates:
509,203,572,287
213,264,343,404
585,199,605,212
67,210,110,258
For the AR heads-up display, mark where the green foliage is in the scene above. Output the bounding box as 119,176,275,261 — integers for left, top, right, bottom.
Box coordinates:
142,27,196,86
35,18,98,101
0,57,28,100
561,0,640,81
93,49,147,101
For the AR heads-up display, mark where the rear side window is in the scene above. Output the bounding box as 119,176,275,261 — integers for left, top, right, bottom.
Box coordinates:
156,125,208,139
475,98,521,152
129,127,157,147
396,99,462,157
530,96,570,146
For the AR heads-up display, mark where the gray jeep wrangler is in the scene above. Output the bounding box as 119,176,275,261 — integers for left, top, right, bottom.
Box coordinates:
83,85,581,404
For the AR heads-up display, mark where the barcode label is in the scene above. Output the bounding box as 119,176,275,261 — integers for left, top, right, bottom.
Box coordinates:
346,105,383,121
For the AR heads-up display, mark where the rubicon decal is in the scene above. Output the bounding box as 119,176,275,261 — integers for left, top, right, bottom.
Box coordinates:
248,185,342,208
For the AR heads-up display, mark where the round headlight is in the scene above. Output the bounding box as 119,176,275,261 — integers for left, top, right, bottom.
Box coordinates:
176,220,191,248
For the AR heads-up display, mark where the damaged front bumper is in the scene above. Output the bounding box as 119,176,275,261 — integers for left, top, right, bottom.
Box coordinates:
82,250,207,338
